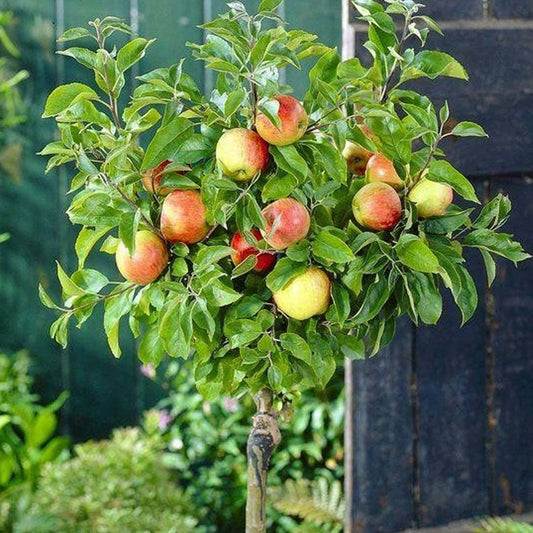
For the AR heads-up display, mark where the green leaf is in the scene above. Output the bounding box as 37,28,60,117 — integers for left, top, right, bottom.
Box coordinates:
224,88,246,117
141,117,193,171
423,208,473,235
118,211,141,256
39,285,60,310
462,229,531,263
337,334,365,360
280,333,312,365
50,314,70,348
104,290,133,358
116,38,154,73
138,324,165,366
410,272,442,325
194,245,234,273
58,27,93,42
58,47,98,70
262,173,298,202
352,276,390,324
231,255,258,278
266,258,307,292
259,0,283,11
43,83,99,117
330,284,351,325
225,319,263,348
473,194,511,230
27,411,57,447
401,51,468,82
75,226,110,268
428,160,480,203
395,234,440,273
207,281,242,307
312,231,355,264
480,249,496,287
270,145,308,183
449,121,488,138
56,262,85,298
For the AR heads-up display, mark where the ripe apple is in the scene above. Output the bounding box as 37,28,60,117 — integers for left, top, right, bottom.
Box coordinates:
342,126,374,175
255,95,308,146
230,230,276,273
352,182,402,231
366,153,404,190
273,267,331,320
408,179,453,218
261,198,311,250
115,230,169,285
142,159,190,195
160,189,209,243
216,128,269,182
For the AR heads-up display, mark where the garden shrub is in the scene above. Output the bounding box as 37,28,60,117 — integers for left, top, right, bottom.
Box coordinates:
18,427,199,533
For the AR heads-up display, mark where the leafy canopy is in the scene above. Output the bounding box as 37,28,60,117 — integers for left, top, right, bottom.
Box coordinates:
39,2,529,401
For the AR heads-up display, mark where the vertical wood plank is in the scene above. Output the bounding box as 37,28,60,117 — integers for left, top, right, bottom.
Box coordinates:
490,177,533,515
348,318,414,533
415,180,489,526
0,0,63,404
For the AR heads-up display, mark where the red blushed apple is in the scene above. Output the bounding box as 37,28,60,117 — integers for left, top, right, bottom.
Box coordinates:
230,230,276,273
343,126,374,175
142,160,190,195
160,190,209,244
255,95,309,146
115,230,169,285
216,128,270,182
260,198,311,250
352,182,402,232
366,153,404,190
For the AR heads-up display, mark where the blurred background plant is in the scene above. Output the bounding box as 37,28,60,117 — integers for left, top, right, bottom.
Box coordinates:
0,9,28,242
143,361,345,532
0,350,69,531
14,427,199,533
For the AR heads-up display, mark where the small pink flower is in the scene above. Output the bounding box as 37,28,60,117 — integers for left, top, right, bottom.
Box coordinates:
223,397,239,413
169,438,184,451
140,364,156,379
157,409,172,431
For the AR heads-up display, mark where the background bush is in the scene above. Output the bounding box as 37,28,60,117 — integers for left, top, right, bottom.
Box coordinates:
17,427,199,533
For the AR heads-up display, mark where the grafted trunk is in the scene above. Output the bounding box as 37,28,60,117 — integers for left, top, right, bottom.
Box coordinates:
245,388,281,533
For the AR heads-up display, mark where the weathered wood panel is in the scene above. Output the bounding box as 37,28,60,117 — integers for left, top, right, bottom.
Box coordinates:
348,318,415,532
490,177,533,515
415,183,489,527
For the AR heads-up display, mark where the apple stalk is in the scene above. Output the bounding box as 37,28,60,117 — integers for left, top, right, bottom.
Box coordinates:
245,388,281,533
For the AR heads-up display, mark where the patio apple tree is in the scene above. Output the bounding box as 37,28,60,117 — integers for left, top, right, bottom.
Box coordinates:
39,1,529,531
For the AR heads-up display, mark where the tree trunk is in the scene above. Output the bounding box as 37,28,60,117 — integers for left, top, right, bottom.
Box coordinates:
245,388,281,533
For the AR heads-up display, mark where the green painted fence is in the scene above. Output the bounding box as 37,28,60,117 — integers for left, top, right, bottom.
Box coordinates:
0,0,342,441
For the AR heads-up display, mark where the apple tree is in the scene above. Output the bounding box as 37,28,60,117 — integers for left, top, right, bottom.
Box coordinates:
39,1,529,530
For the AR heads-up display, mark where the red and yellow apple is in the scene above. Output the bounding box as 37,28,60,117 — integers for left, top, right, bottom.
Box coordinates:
216,128,269,181
408,179,453,218
255,95,308,146
115,230,169,285
342,126,374,175
273,268,331,320
366,153,404,190
261,198,311,250
142,159,170,195
230,230,276,273
160,189,209,243
352,182,402,231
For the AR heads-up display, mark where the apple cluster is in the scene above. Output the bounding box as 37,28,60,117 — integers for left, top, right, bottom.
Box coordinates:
345,127,454,231
116,95,454,324
116,95,334,321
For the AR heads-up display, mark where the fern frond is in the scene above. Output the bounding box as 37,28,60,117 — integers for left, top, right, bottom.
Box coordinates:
474,517,533,533
271,478,345,527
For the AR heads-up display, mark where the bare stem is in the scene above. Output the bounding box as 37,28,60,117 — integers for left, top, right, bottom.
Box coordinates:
379,12,412,103
245,388,281,533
